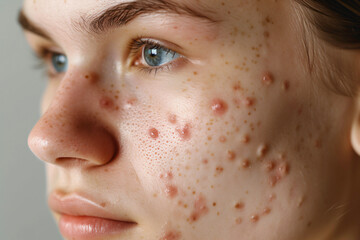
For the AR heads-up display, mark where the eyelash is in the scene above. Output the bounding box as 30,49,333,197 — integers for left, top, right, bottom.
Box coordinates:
34,38,184,78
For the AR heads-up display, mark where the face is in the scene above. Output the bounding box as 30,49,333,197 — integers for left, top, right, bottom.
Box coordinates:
24,0,359,239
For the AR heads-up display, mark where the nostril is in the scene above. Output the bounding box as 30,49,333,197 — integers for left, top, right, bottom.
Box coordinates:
55,157,92,168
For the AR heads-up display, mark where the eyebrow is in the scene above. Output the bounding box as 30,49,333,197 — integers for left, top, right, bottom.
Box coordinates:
18,0,217,39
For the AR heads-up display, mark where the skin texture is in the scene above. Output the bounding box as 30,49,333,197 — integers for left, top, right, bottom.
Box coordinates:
23,0,360,239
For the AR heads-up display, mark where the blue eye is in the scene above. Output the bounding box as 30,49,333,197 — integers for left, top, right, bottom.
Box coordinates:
143,45,180,67
51,53,68,73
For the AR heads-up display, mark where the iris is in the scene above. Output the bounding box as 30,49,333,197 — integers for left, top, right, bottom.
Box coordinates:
51,53,68,73
143,46,179,67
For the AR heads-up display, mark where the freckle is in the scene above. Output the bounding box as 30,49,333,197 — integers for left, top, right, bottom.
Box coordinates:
176,123,191,140
250,215,259,223
211,98,228,116
202,159,209,164
315,139,322,148
100,202,106,207
168,114,177,124
242,159,250,168
164,185,178,198
264,31,270,38
282,80,290,91
235,217,243,224
149,128,159,139
193,71,198,75
235,202,244,209
257,144,268,158
104,168,109,173
99,96,114,110
216,166,224,174
213,202,217,207
233,83,242,91
262,72,274,85
219,136,227,143
227,150,236,161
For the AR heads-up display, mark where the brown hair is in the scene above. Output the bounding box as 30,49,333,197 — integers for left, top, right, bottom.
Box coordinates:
294,0,360,49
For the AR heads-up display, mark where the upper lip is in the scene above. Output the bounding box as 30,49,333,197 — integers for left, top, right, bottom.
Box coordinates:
48,190,135,223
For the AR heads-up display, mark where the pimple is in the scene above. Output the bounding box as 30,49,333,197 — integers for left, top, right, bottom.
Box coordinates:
149,128,159,139
227,150,236,161
265,161,276,172
282,80,290,91
241,159,251,169
250,214,259,223
168,114,177,124
99,96,114,110
160,231,181,240
164,185,178,198
241,134,250,143
257,144,268,158
243,97,255,107
263,207,271,215
277,162,290,177
202,159,209,164
211,99,228,116
189,195,209,223
100,202,106,207
219,136,227,143
176,123,191,141
269,193,276,202
125,98,138,109
262,72,274,85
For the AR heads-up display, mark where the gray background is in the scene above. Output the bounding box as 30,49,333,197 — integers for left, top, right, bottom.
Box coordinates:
0,0,62,239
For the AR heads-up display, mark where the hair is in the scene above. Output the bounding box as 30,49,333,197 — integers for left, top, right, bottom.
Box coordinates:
293,1,360,96
295,0,360,49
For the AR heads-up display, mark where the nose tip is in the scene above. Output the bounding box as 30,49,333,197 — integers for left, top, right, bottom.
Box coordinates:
28,117,117,167
28,120,117,167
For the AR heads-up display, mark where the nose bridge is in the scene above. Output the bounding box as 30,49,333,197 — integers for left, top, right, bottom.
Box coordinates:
28,71,117,167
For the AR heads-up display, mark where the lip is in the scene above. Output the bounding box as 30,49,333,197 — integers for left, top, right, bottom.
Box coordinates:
48,190,136,239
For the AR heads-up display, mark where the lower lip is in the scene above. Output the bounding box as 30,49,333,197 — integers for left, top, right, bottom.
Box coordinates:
59,215,136,240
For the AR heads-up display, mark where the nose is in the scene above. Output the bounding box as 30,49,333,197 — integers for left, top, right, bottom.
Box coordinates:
28,72,117,167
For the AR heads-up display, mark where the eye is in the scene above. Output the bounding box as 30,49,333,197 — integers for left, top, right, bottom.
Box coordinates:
51,53,68,73
143,45,180,67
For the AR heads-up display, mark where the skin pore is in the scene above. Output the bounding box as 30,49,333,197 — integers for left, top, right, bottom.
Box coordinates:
22,0,360,239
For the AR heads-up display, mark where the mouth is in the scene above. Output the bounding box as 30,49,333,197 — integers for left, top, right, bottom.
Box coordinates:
48,190,137,240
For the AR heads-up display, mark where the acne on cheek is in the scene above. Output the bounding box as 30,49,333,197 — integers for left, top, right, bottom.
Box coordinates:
160,231,182,240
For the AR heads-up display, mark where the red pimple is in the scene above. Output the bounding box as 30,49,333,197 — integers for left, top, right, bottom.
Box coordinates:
277,162,290,177
219,136,227,143
263,207,271,215
99,96,114,110
202,159,209,164
189,195,209,223
269,193,277,202
176,123,191,141
243,97,255,107
168,114,177,124
165,185,178,198
241,134,250,143
269,175,279,187
216,166,224,174
262,72,274,85
242,159,250,168
250,214,259,223
227,150,236,161
149,128,159,139
282,80,290,91
211,98,228,116
160,231,181,240
257,144,268,158
265,161,276,172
